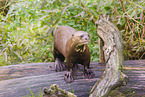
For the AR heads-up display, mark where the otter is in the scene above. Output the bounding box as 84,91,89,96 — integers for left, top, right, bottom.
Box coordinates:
53,26,94,82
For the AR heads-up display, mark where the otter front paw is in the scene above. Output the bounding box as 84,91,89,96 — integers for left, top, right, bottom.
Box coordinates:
55,58,67,72
84,69,95,79
64,72,74,83
73,64,80,70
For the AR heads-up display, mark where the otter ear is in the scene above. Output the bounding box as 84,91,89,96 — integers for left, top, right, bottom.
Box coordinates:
72,34,74,36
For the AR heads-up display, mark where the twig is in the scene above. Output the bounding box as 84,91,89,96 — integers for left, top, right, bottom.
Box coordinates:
81,2,97,26
139,52,145,60
119,0,131,31
125,14,143,27
141,11,145,40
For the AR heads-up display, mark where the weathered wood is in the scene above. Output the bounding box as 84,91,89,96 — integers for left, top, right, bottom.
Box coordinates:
43,84,77,97
0,60,145,97
118,60,145,97
98,37,105,63
89,18,128,97
0,63,47,80
0,63,54,81
0,62,104,97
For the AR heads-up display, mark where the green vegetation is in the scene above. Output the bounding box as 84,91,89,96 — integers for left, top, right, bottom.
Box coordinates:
0,0,145,66
23,88,43,97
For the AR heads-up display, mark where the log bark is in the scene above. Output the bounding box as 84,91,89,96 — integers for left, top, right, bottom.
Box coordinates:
98,37,105,63
89,17,129,97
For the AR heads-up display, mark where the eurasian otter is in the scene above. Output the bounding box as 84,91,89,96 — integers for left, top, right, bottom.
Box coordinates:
53,26,94,82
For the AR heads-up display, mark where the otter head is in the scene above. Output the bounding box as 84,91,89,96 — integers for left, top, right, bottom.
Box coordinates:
72,31,90,46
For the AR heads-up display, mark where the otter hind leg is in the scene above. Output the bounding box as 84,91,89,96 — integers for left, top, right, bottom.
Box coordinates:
53,49,66,72
55,58,67,72
83,66,95,79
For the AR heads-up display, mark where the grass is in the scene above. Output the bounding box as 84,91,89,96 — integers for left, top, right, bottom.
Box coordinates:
23,88,43,97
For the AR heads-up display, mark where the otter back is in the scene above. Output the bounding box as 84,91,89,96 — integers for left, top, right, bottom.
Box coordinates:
54,26,76,56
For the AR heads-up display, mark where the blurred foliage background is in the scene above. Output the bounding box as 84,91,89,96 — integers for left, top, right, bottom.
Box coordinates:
0,0,145,66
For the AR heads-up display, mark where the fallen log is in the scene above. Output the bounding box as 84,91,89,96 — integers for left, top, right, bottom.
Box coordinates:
0,62,104,97
0,60,145,97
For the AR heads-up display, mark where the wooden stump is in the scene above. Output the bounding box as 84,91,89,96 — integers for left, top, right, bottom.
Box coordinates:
89,18,129,97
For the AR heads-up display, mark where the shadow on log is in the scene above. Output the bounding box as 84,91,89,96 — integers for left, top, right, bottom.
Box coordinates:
89,17,129,97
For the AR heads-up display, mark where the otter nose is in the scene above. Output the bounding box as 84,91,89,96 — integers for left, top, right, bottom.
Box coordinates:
85,37,90,41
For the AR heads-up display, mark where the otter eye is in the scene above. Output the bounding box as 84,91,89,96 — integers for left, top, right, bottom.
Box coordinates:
80,35,84,38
